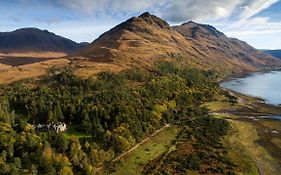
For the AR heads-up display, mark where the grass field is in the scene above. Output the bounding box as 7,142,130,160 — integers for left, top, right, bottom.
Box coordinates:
272,138,281,149
0,58,69,84
202,101,242,112
257,103,281,115
106,90,281,175
207,90,281,174
213,113,238,119
225,120,261,175
105,125,179,175
229,91,281,115
64,127,92,139
64,132,92,139
202,100,260,116
226,120,281,175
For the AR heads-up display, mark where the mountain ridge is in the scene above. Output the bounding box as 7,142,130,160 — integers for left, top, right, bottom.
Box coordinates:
0,12,279,86
77,12,281,74
265,50,281,59
0,28,86,53
173,21,279,67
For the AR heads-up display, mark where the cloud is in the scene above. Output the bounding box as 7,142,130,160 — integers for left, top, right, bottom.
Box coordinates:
160,0,280,23
160,0,242,22
224,17,281,37
2,0,280,48
220,0,280,40
55,0,280,23
58,0,107,14
218,14,281,49
57,0,159,15
240,0,279,19
224,22,281,49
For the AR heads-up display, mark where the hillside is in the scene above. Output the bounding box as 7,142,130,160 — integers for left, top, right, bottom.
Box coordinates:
0,63,10,70
0,28,85,53
1,11,281,175
265,50,281,59
173,22,280,68
0,13,280,84
76,12,281,74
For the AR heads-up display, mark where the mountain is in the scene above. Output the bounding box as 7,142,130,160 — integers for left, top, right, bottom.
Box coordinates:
0,28,85,53
265,50,281,59
77,12,281,73
173,21,281,70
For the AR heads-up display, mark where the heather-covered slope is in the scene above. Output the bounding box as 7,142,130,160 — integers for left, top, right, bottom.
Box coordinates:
77,12,281,73
174,21,280,68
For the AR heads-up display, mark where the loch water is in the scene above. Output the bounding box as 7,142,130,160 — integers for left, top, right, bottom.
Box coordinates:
221,71,281,106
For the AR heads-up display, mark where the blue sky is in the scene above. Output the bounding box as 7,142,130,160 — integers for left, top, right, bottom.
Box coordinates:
0,0,281,49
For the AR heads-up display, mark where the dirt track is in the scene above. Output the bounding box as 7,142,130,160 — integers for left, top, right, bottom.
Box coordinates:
112,124,170,162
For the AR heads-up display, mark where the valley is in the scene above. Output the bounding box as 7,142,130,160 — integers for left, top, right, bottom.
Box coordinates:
0,52,66,66
0,63,229,174
0,10,281,175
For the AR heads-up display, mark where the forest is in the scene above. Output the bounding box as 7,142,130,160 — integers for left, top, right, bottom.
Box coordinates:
0,62,232,174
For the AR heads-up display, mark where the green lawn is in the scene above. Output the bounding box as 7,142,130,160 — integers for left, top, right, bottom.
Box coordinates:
64,127,92,139
202,101,242,112
213,113,238,119
106,126,179,175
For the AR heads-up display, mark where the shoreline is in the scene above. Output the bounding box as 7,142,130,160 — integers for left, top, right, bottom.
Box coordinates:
211,88,281,172
219,66,281,83
205,75,281,173
220,69,281,107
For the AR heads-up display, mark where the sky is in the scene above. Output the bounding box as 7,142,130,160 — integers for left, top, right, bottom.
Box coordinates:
0,0,281,49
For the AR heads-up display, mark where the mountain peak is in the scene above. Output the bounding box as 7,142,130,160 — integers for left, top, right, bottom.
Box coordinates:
78,12,281,72
138,12,152,18
12,28,54,36
181,20,198,26
138,12,170,29
175,21,224,39
94,12,171,41
14,27,39,31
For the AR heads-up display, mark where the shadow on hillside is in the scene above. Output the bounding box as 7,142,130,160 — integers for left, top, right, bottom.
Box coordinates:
0,57,54,66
